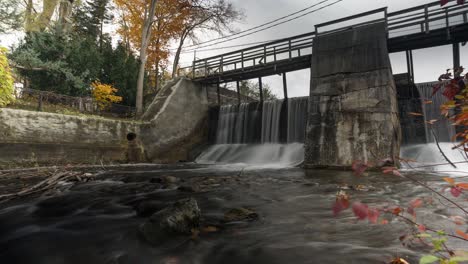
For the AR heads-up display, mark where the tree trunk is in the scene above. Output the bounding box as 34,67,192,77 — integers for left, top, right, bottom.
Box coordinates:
135,0,158,116
172,31,188,79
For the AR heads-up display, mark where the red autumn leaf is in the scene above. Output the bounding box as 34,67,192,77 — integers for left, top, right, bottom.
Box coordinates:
367,208,380,224
410,198,423,209
418,225,427,232
443,177,455,186
456,183,468,190
408,112,423,116
351,161,368,177
450,187,462,197
440,0,450,6
352,202,368,220
392,207,402,216
455,230,468,240
333,197,350,217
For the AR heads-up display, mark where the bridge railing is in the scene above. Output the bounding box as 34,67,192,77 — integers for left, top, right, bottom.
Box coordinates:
180,0,468,82
387,0,468,37
184,32,316,80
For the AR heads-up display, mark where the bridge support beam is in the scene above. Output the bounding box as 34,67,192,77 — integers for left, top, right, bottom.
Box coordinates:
305,22,401,169
405,50,414,83
217,82,221,106
283,73,288,99
258,77,264,102
236,81,241,105
453,42,460,70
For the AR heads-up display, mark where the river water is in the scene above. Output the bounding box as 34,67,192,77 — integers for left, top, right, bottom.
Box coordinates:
0,164,466,264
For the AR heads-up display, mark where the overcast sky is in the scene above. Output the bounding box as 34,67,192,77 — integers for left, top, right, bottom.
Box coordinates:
2,0,467,98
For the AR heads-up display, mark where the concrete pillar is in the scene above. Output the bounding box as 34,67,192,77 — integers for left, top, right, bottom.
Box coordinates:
304,22,401,168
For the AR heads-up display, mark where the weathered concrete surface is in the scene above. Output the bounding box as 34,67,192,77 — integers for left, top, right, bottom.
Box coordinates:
0,108,144,168
305,22,401,168
140,78,210,163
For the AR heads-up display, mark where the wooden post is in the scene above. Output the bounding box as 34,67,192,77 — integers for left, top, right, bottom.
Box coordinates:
258,77,264,102
453,42,461,71
192,50,196,78
37,93,43,112
236,81,241,105
282,73,288,99
274,46,277,62
464,12,467,23
217,82,221,106
288,40,292,60
409,50,414,82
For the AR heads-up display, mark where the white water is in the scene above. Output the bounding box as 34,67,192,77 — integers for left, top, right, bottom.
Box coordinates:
196,143,304,168
400,143,468,175
261,100,284,143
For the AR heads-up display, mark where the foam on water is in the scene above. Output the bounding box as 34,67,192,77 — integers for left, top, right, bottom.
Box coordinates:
196,143,304,169
400,143,468,176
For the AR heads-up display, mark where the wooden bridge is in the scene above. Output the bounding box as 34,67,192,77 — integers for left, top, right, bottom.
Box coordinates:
182,0,468,101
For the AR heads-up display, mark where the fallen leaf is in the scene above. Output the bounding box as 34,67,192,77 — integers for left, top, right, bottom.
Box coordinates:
408,112,424,116
418,225,427,232
352,202,368,220
333,191,350,217
381,219,389,225
390,257,410,264
201,226,219,233
367,208,380,224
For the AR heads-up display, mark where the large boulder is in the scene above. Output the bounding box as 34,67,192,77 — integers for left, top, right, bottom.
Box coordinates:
139,198,201,245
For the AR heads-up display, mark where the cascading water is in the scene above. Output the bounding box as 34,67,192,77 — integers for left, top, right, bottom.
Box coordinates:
261,100,283,143
287,97,308,143
416,82,456,142
197,98,308,167
399,82,467,173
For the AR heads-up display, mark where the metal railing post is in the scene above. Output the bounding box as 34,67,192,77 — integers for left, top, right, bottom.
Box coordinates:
241,51,244,71
424,5,429,33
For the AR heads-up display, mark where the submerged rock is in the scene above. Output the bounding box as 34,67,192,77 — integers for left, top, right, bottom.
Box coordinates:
135,200,166,217
177,184,199,193
223,208,258,222
139,198,201,245
150,176,179,184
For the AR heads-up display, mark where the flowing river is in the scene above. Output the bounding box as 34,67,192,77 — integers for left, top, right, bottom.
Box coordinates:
0,164,466,264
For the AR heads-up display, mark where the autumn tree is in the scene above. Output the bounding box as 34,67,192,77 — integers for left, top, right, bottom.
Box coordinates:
114,0,160,115
172,0,242,78
0,47,14,106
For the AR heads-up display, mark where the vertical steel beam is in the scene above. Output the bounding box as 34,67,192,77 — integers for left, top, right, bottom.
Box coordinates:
453,42,461,71
236,81,241,105
259,77,264,102
283,73,288,99
217,82,221,106
406,50,415,83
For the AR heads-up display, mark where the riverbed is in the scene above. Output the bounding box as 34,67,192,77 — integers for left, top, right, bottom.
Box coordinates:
0,164,466,264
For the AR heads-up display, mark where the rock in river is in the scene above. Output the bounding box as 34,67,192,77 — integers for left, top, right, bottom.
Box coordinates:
139,198,201,245
223,207,258,223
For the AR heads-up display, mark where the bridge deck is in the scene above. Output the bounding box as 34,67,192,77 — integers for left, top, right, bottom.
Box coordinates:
185,0,468,84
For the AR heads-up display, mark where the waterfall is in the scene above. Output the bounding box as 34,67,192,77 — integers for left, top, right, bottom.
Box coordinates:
215,103,261,144
287,97,308,143
198,98,309,167
261,100,284,143
416,82,456,142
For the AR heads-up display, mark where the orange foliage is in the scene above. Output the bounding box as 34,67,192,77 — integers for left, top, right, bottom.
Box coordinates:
114,0,192,70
